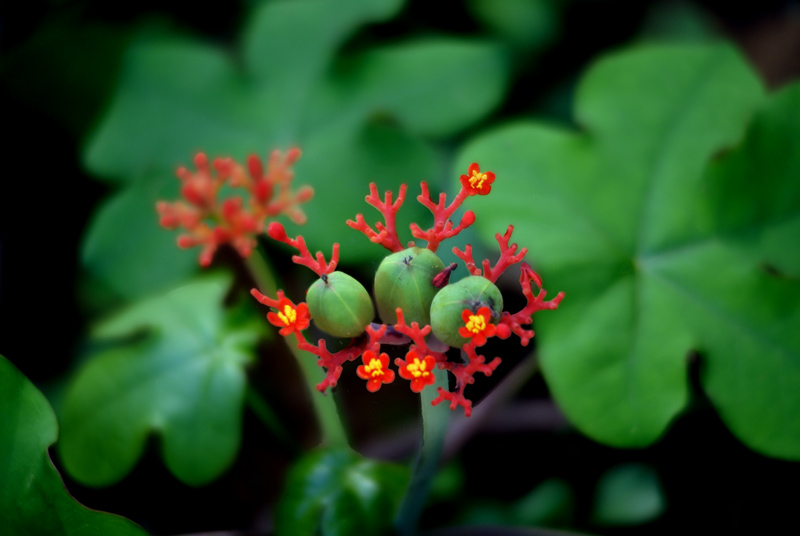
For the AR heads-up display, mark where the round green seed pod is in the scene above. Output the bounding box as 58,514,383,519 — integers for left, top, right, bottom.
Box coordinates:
374,247,445,326
307,271,374,338
430,275,503,347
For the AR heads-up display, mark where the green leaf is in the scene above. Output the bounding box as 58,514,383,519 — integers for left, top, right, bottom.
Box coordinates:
458,478,575,528
0,355,148,535
458,44,800,456
59,275,262,486
512,478,575,527
1,18,129,135
84,39,275,182
467,0,559,51
277,448,409,536
591,464,665,526
82,173,199,300
82,0,512,295
243,0,403,95
691,84,800,458
307,39,509,138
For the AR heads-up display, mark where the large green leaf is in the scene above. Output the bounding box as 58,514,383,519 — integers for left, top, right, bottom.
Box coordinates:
59,275,262,486
691,84,800,458
276,448,408,536
82,0,512,296
304,39,508,138
458,44,800,458
0,355,148,535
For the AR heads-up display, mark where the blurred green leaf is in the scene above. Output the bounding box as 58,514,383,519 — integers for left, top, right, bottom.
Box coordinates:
277,448,409,536
460,44,799,458
468,0,559,51
512,478,575,527
243,0,403,102
1,18,129,134
84,39,278,183
428,460,465,502
459,478,575,528
638,0,719,42
82,0,512,296
591,464,664,526
82,173,199,300
59,275,262,486
0,355,148,535
307,39,509,138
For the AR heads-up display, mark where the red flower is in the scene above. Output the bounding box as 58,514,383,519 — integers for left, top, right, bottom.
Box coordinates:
459,163,495,196
397,351,437,393
266,298,310,336
356,350,395,392
458,306,497,346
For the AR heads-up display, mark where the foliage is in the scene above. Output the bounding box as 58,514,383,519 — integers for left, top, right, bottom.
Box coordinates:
462,43,800,458
591,464,665,526
0,355,148,535
59,275,262,486
276,448,408,536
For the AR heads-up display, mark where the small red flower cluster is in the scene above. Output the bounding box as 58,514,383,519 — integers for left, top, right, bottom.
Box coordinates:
252,163,564,416
157,148,312,266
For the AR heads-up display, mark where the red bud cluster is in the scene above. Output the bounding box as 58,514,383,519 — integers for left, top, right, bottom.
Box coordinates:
157,148,311,266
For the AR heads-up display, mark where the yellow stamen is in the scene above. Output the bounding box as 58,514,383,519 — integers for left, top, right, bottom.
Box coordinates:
469,170,487,189
407,357,430,379
365,358,384,378
465,314,486,334
277,304,297,326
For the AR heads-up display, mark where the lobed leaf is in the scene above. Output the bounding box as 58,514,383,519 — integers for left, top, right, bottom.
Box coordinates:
59,275,262,485
459,44,800,458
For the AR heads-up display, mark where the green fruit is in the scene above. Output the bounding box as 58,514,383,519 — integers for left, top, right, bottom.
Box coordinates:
307,271,374,338
430,275,503,347
374,247,445,326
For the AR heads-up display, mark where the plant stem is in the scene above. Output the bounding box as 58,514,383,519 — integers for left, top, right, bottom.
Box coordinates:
394,367,450,535
244,248,348,448
289,341,349,448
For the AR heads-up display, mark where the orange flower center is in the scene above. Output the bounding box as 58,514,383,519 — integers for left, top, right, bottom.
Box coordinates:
407,357,430,379
365,357,385,378
469,170,488,189
277,304,297,326
465,314,487,334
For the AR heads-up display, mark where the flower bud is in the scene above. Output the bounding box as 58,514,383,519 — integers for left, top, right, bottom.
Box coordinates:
307,271,374,338
430,275,503,347
374,247,445,326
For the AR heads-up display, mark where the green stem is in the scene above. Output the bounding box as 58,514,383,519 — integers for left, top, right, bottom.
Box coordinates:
244,249,349,448
394,367,450,535
244,244,278,296
289,342,349,448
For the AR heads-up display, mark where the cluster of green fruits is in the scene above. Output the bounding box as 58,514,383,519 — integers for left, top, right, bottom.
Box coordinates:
307,246,502,348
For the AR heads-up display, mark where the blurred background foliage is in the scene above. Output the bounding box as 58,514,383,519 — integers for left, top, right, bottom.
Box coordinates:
2,0,800,535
